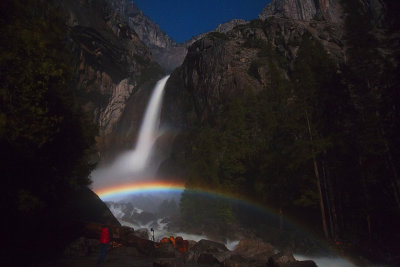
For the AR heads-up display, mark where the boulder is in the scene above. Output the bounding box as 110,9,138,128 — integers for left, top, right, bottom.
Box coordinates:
117,225,135,243
185,239,231,264
267,252,317,267
197,253,221,266
233,238,275,261
108,246,141,257
119,232,156,256
134,228,149,240
63,237,99,257
187,240,198,250
224,254,252,267
267,252,296,267
155,243,177,258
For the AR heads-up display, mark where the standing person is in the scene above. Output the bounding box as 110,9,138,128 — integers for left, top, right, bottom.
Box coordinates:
97,222,112,265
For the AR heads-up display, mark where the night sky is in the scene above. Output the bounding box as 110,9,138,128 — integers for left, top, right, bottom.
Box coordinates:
133,0,270,43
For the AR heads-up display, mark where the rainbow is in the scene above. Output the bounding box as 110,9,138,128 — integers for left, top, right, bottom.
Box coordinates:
94,179,283,223
94,180,322,243
95,180,186,199
94,180,277,218
94,180,316,246
94,181,358,266
95,180,254,207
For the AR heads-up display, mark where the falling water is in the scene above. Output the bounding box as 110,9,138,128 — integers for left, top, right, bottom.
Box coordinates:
114,75,170,172
92,75,170,188
133,76,170,168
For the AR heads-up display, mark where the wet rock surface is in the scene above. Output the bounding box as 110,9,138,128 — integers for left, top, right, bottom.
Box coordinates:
233,238,275,260
267,252,318,267
185,239,231,264
55,222,326,267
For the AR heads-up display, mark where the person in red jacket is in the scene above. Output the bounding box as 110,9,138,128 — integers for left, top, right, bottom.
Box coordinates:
97,222,112,265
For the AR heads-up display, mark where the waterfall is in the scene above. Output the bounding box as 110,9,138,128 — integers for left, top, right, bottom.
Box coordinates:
92,75,170,189
118,75,170,172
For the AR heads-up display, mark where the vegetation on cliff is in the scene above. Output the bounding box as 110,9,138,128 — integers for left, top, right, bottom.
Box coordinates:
1,0,98,262
166,1,400,263
177,34,338,234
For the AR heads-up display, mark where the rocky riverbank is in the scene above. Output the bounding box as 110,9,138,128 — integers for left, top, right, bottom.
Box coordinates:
53,223,319,267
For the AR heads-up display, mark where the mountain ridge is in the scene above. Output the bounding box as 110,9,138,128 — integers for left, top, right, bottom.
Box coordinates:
126,1,251,72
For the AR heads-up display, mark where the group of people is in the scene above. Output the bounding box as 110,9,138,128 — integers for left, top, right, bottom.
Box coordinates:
96,222,189,265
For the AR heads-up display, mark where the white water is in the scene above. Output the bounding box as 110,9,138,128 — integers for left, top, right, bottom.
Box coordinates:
118,218,233,250
114,75,170,173
92,75,170,189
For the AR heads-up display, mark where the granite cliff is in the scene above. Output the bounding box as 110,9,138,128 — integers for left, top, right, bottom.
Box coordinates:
62,1,248,158
123,1,186,73
259,0,386,26
161,0,390,129
61,0,164,158
126,1,249,73
259,0,344,23
161,17,345,129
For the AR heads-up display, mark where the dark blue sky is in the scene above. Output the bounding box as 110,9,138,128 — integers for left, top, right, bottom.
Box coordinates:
133,0,270,43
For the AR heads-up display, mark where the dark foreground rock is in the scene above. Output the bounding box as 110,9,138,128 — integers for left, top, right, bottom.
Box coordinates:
267,251,297,266
63,237,99,257
156,243,178,258
135,228,150,240
59,233,318,267
267,251,318,267
286,261,318,267
185,239,231,265
233,238,275,261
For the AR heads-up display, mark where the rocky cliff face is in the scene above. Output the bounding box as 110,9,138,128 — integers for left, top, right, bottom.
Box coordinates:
161,17,345,129
124,1,187,72
125,2,248,73
62,0,164,157
61,0,250,158
184,19,249,44
215,19,248,34
259,0,386,25
162,0,390,131
259,0,344,24
157,0,351,179
125,2,175,49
